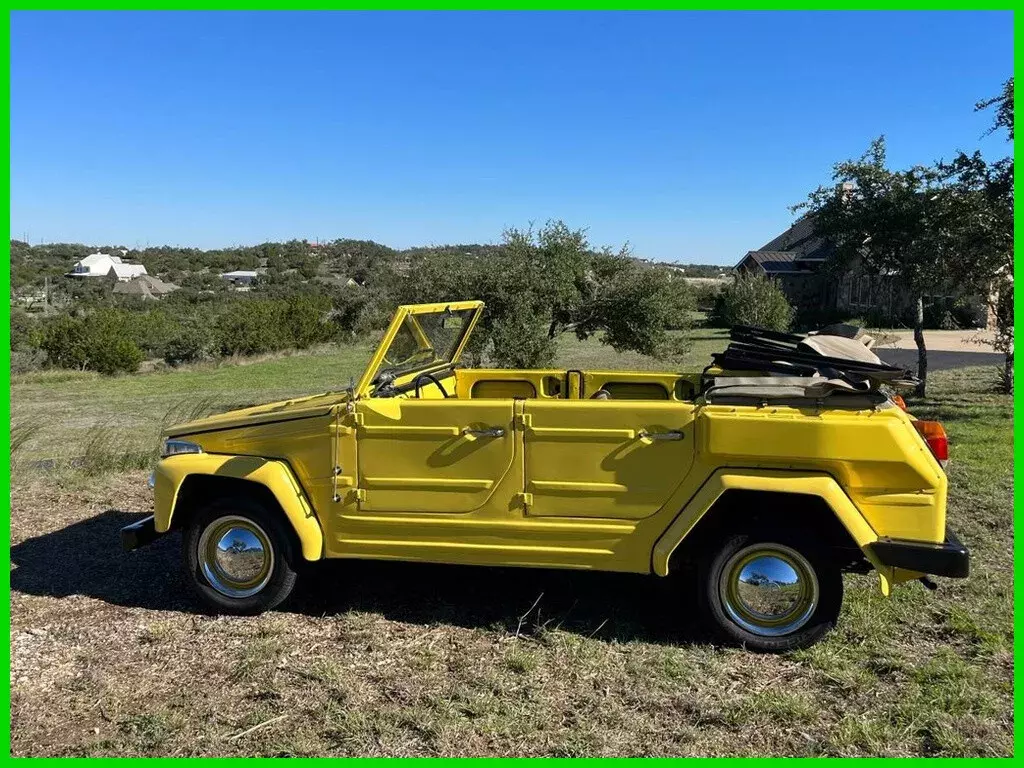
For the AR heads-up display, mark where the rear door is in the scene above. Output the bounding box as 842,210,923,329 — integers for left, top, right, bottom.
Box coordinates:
523,400,696,520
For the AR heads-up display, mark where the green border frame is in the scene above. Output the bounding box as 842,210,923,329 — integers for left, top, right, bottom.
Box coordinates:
2,6,1017,761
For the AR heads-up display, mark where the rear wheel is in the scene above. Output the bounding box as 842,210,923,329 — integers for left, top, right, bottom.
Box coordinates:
697,531,842,652
183,498,298,614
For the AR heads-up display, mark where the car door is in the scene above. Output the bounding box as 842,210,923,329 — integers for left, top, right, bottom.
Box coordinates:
354,398,516,513
522,400,696,520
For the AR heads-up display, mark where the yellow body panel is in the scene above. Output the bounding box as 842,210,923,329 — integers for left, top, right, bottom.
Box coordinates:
153,301,950,596
153,453,325,561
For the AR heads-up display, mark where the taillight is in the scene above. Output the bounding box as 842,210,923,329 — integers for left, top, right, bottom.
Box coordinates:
914,420,948,468
891,394,908,411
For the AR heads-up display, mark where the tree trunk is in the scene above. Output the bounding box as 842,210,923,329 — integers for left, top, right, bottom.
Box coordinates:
913,295,927,398
547,319,559,339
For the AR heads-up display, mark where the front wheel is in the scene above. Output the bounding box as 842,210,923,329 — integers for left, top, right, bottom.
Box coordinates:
183,499,298,615
697,531,842,652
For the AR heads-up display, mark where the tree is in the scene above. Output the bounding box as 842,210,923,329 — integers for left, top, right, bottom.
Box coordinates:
800,138,964,396
799,80,1013,397
940,78,1014,391
467,222,692,367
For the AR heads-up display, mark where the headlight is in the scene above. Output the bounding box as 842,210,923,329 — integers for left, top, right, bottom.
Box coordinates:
161,439,203,458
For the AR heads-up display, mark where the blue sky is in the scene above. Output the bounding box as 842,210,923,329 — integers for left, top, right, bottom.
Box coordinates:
10,11,1013,264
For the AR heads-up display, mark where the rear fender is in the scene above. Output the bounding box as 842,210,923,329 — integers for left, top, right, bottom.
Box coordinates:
652,469,899,595
153,453,324,561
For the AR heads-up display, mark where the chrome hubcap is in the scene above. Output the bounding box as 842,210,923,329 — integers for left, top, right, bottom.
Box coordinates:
198,516,274,598
719,544,819,637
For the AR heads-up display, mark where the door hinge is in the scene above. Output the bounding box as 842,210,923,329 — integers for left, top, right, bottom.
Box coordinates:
347,412,364,426
515,413,532,429
352,488,366,502
516,492,534,508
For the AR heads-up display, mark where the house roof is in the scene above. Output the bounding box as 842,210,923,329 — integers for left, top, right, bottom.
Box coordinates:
108,262,148,279
112,274,179,299
735,215,834,272
77,252,120,268
739,251,812,275
757,215,832,261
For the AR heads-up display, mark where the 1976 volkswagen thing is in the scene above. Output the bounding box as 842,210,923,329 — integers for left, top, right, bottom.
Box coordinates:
123,301,968,651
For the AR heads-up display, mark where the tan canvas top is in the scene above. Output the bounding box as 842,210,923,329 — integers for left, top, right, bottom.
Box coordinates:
705,375,872,400
798,334,883,365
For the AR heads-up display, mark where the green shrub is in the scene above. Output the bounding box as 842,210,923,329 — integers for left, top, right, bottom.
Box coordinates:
10,308,41,352
129,309,178,358
283,294,334,348
217,299,287,356
88,335,144,375
710,274,794,331
39,309,143,374
40,315,89,369
83,309,145,374
163,326,212,366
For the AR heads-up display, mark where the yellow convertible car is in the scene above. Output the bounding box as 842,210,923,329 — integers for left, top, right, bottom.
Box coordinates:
123,301,968,651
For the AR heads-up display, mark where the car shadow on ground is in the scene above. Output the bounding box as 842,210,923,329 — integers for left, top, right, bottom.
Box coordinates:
11,510,711,646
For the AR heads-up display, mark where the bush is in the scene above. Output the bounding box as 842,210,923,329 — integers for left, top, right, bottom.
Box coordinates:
710,274,794,331
88,335,144,375
691,282,724,313
40,315,89,369
10,308,41,352
217,299,287,356
283,294,334,348
83,309,145,374
39,309,143,374
164,325,213,366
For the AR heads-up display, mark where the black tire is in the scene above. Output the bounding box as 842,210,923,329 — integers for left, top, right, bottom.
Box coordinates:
696,529,842,652
182,497,298,615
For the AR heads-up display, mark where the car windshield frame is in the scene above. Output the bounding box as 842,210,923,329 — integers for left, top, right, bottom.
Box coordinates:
355,301,483,398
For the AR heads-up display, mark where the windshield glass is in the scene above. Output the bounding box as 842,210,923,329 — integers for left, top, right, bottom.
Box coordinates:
373,307,476,385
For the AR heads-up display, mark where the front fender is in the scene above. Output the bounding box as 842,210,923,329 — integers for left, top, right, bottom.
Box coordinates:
153,453,324,561
651,469,899,595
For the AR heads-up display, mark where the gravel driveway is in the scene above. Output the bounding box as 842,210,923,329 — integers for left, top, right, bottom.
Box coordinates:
872,330,1004,371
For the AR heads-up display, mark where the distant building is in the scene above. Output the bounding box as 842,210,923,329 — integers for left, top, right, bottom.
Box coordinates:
112,274,179,300
220,270,260,286
68,252,147,280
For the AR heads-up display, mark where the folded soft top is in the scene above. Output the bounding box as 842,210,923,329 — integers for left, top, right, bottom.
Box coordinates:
708,325,918,394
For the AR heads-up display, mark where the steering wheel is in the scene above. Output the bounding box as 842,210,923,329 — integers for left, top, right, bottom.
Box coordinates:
414,373,449,399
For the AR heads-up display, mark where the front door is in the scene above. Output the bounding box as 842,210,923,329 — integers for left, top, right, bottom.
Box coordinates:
523,400,696,520
355,399,516,513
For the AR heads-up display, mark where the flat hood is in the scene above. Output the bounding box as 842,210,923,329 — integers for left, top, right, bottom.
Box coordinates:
165,391,348,437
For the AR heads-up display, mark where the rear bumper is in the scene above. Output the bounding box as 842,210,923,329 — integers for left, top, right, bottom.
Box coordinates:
866,528,970,578
121,515,162,552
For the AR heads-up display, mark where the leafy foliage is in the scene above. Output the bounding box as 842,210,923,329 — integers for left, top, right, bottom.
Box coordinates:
40,310,144,374
710,273,794,331
14,222,705,373
402,221,693,367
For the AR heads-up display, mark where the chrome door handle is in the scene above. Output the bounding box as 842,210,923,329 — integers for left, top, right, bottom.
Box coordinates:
462,427,506,438
638,429,684,441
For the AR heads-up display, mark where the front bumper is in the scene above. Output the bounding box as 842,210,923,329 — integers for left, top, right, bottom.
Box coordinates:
866,528,970,578
121,515,162,552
